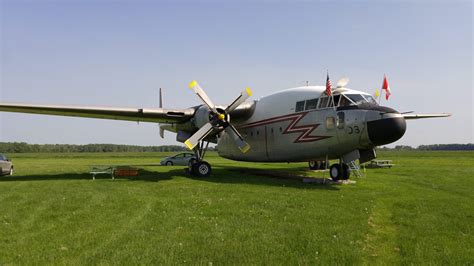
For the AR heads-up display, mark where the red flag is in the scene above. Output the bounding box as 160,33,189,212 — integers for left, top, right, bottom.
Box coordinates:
326,72,332,96
382,75,391,100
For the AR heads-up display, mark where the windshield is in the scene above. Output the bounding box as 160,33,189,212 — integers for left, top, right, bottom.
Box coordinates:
346,94,367,105
362,95,378,104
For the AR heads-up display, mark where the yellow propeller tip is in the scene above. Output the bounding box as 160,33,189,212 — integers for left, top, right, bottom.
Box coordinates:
184,140,195,150
246,87,253,97
189,80,197,89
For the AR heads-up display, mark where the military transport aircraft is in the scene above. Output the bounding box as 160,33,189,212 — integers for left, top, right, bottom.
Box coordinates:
0,79,450,180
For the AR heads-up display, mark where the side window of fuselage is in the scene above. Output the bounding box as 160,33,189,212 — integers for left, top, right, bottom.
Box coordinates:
295,101,305,112
305,98,318,110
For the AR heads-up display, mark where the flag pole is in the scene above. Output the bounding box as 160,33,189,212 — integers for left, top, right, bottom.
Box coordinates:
378,74,384,105
379,89,382,105
327,70,335,110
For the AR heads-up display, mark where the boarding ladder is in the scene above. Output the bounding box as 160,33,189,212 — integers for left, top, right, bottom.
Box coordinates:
348,161,364,178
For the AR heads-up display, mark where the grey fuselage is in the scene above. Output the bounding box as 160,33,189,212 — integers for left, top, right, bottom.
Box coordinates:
216,86,406,162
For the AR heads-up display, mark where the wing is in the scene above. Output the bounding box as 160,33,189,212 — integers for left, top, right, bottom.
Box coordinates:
402,113,451,120
0,103,195,123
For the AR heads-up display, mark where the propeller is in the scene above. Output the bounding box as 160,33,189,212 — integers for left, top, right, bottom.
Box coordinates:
336,77,350,88
184,81,252,153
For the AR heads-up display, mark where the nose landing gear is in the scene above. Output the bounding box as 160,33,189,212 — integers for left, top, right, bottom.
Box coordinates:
329,163,350,181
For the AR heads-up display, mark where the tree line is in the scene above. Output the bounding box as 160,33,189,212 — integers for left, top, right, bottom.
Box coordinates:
380,143,474,151
0,142,471,153
0,142,192,153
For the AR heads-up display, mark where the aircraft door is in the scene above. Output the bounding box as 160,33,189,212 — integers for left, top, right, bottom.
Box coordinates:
337,110,363,149
337,112,345,130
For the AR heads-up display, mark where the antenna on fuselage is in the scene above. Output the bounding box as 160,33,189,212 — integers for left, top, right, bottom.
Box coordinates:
300,81,310,86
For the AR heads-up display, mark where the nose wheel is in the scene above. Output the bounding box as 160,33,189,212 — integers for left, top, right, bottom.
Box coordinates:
329,163,350,181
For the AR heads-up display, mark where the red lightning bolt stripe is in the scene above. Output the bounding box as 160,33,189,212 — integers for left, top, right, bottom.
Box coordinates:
237,112,331,143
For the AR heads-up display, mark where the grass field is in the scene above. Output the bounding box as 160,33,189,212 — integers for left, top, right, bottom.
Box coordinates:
0,151,472,264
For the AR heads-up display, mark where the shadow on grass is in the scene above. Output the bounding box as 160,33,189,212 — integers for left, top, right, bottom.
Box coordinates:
187,167,340,190
0,167,340,190
0,169,172,182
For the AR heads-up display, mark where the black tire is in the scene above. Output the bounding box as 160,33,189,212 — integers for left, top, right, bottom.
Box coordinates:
166,161,173,166
192,161,212,177
319,161,327,170
341,163,350,180
188,158,197,167
330,164,343,181
308,161,320,170
188,159,197,172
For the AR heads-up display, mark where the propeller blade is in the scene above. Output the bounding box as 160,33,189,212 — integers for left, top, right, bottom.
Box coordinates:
189,80,217,113
184,122,214,150
225,87,253,113
336,77,350,88
225,124,251,153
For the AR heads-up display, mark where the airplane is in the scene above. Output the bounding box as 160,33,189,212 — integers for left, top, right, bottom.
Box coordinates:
0,78,450,180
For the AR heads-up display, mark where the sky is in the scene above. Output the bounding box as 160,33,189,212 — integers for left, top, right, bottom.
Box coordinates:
1,0,472,147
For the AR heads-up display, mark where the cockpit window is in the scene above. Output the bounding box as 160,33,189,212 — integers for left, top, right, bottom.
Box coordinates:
339,95,352,107
318,97,329,109
346,94,367,105
363,95,378,104
332,95,340,107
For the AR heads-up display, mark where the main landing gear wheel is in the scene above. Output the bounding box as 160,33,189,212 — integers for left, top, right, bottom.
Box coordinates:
341,163,350,180
166,161,173,166
9,167,13,176
191,161,212,177
309,161,320,170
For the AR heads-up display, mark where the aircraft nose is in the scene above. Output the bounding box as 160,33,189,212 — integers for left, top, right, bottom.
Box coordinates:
367,115,407,146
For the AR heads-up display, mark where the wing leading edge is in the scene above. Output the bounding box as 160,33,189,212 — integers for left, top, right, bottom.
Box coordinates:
0,103,195,123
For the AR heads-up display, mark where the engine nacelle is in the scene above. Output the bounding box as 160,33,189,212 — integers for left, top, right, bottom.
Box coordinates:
193,105,212,128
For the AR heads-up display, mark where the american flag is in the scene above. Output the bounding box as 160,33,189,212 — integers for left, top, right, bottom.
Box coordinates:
326,72,332,96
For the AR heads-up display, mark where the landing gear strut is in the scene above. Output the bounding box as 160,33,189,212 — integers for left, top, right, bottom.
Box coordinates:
188,140,212,177
329,162,350,181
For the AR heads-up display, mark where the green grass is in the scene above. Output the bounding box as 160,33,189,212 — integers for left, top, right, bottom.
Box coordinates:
0,151,472,264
